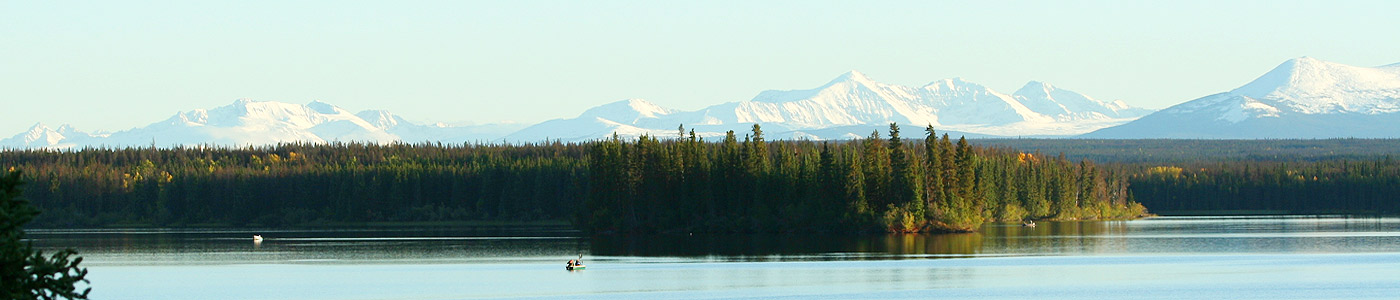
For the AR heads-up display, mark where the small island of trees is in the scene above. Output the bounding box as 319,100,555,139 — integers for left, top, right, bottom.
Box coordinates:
583,124,1146,233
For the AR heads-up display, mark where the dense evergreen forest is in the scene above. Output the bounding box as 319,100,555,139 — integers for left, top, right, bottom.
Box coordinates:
0,143,588,227
6,131,1395,231
0,125,1144,232
975,139,1400,163
983,139,1400,214
585,124,1143,233
1124,159,1400,214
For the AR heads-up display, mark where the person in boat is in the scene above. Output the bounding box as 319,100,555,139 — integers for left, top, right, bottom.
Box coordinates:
567,259,575,268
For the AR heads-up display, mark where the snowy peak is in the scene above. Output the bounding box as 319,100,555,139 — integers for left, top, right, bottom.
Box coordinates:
1237,56,1400,101
306,100,346,115
713,72,1146,134
0,122,97,149
5,70,1160,147
1015,81,1055,95
922,77,981,90
21,123,66,146
579,98,674,122
356,110,405,130
1011,80,1149,120
828,70,876,85
751,70,889,104
1087,56,1400,138
1013,81,1072,117
174,109,209,125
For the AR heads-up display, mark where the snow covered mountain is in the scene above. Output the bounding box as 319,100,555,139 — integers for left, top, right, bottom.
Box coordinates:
1,99,523,149
511,71,1150,142
4,71,1153,149
1013,81,1154,121
355,109,524,144
0,123,101,149
505,99,685,142
1085,57,1400,138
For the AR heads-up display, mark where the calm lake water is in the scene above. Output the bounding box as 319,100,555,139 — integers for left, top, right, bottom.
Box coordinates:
27,216,1400,299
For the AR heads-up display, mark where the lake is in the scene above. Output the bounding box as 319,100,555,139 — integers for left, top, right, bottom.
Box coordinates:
27,216,1400,299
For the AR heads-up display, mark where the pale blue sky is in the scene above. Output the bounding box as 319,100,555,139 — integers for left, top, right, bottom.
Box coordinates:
3,0,1398,135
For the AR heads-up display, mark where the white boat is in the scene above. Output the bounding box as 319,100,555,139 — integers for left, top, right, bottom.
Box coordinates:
252,235,264,242
1022,221,1036,227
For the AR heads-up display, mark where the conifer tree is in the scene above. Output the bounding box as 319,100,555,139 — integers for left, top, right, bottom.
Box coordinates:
887,123,924,217
2,171,90,300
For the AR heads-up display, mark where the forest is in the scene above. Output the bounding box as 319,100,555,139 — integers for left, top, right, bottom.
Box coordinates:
0,124,1143,232
974,138,1400,163
0,142,588,228
1123,159,1400,214
584,124,1142,233
4,130,1397,232
980,139,1400,215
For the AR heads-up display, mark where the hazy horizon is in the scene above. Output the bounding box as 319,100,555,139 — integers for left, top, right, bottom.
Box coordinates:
4,0,1399,135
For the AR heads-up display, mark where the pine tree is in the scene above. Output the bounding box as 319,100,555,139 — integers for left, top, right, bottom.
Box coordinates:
2,171,91,300
887,123,924,217
923,125,945,220
843,150,869,228
861,131,892,210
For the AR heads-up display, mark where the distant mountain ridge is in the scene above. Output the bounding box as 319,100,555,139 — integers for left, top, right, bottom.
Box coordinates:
1,99,525,149
1085,57,1400,138
10,58,1397,148
507,71,1150,142
5,71,1153,149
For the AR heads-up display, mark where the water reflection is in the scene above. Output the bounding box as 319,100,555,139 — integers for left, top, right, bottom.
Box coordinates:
588,216,1400,259
27,216,1400,266
28,226,588,266
589,233,984,259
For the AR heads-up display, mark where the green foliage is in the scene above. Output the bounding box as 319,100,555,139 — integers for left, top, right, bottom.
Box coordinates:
0,142,587,228
0,132,1174,235
973,138,1400,164
1127,159,1400,214
582,125,1144,233
2,170,90,300
975,138,1400,215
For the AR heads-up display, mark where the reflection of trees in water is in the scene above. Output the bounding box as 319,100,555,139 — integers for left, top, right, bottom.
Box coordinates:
589,221,1140,258
978,221,1132,254
32,226,587,259
874,234,982,256
589,233,985,259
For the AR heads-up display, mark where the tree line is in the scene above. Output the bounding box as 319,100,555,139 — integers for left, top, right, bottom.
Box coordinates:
1,142,587,227
583,124,1145,233
9,130,1397,231
977,138,1400,215
974,138,1400,164
1125,159,1400,214
1,125,1146,233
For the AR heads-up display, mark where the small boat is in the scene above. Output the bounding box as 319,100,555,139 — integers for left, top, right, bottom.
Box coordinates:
1022,220,1036,227
567,255,586,270
252,235,264,242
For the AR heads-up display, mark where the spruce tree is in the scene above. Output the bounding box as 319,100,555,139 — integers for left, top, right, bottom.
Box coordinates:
2,171,91,300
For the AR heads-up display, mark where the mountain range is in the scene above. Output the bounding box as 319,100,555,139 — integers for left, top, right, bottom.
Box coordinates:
1084,57,1400,138
2,71,1147,149
5,57,1398,149
505,71,1152,142
1,100,526,149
